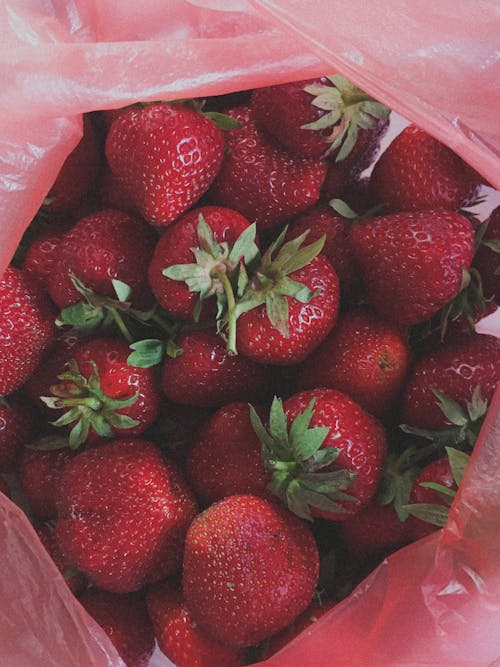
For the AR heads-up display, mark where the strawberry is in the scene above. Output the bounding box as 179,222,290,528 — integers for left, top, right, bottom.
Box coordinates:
370,124,482,213
296,309,412,416
250,390,387,521
47,209,157,310
56,438,198,592
21,220,74,289
99,165,139,216
0,266,56,396
182,493,319,647
185,402,271,505
350,209,475,325
473,205,500,300
40,337,160,448
78,589,155,667
147,579,246,667
105,103,225,226
34,522,87,594
0,395,35,473
209,105,327,231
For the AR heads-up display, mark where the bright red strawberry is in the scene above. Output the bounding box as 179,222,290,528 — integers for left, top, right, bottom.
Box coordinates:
56,438,198,592
40,337,160,448
185,402,271,505
160,329,272,408
370,124,482,213
0,266,56,396
0,395,35,472
22,220,74,289
296,309,412,416
0,477,10,498
35,522,87,594
147,580,246,667
47,209,157,310
78,589,155,667
182,494,319,647
209,105,327,231
473,205,500,300
401,335,500,430
350,209,475,325
105,103,225,226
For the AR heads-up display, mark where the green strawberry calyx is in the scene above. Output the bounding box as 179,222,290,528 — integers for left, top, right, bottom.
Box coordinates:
301,75,391,161
40,359,139,449
375,447,421,521
249,396,357,521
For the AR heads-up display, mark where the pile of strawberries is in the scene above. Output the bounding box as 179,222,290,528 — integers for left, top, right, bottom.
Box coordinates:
1,74,499,667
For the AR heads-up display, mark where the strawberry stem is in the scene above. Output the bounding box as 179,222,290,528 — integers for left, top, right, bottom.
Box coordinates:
214,270,237,354
109,307,133,343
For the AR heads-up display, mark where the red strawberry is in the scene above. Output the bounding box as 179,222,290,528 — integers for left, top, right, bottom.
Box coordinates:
350,209,475,325
22,221,73,289
0,477,10,498
78,589,155,667
99,165,139,216
147,580,246,667
370,124,482,213
0,395,35,472
35,522,87,594
56,438,198,592
40,337,160,448
160,329,272,408
401,335,500,430
473,205,500,300
0,266,56,396
185,402,271,505
47,209,157,310
105,103,225,226
209,105,327,231
296,309,412,416
182,494,319,647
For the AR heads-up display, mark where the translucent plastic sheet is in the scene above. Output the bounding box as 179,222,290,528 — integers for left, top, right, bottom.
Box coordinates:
1,2,499,665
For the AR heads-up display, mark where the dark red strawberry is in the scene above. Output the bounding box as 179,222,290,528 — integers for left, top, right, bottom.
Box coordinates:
47,209,157,310
0,477,10,498
99,165,139,216
296,309,412,416
78,589,155,667
185,402,271,505
40,337,160,448
147,580,246,667
473,205,500,300
370,124,482,213
0,395,35,473
56,438,198,592
209,105,327,231
35,522,87,594
105,103,225,226
182,494,319,647
160,329,272,408
350,209,475,325
22,221,73,289
0,266,56,396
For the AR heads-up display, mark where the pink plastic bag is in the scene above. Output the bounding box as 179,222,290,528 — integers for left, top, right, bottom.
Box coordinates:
1,2,499,665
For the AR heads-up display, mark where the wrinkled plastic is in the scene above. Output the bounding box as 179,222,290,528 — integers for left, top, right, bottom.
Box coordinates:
1,2,500,666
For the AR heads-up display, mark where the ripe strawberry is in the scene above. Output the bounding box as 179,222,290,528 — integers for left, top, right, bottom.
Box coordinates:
40,337,160,448
473,205,500,300
34,522,87,594
105,103,225,226
22,220,74,289
147,580,246,667
0,395,35,473
401,335,500,430
47,209,157,310
182,494,319,647
78,589,155,667
350,209,475,325
370,124,482,212
99,165,139,216
296,309,412,416
0,266,56,396
160,329,272,408
56,438,198,592
185,402,271,505
209,105,327,231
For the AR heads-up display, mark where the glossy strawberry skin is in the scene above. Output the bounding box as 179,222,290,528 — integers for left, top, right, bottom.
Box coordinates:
0,395,35,473
56,438,198,592
350,210,475,325
408,457,456,540
209,106,327,231
474,205,500,300
20,445,73,518
283,389,387,520
106,103,225,226
148,205,253,320
370,124,482,213
402,335,500,430
182,494,319,648
22,222,73,289
47,209,157,310
0,266,56,396
78,589,155,667
236,255,339,365
35,523,87,595
296,309,412,416
147,580,246,667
